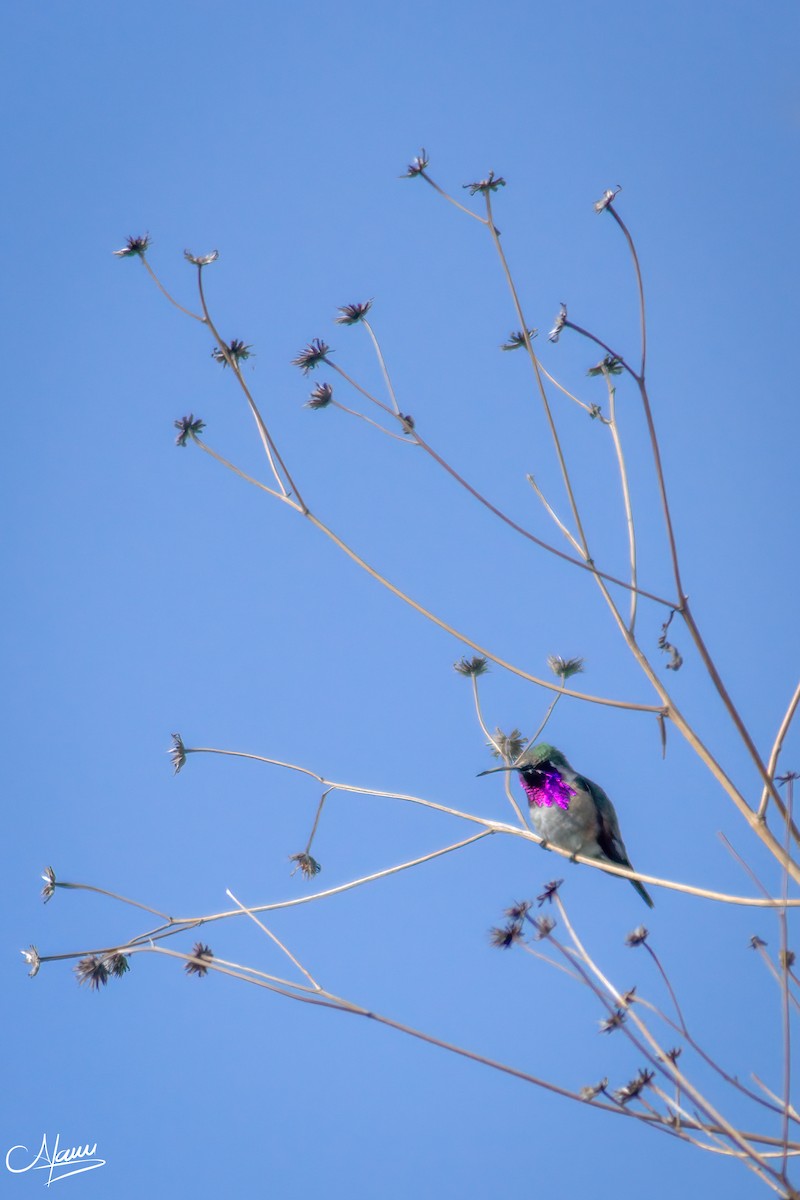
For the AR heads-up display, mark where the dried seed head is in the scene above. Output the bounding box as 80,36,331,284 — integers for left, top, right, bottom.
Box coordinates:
113,234,151,258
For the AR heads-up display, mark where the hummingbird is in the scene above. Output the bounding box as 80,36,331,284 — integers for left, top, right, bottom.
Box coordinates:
480,742,654,907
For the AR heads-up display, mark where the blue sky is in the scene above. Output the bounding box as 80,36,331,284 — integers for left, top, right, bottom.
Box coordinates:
3,2,799,1197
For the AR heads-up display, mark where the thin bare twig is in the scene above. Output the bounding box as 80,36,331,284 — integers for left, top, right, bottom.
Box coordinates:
779,779,795,1182
484,190,592,559
606,203,647,381
525,474,583,554
137,942,800,1162
759,682,800,820
328,362,671,606
603,370,638,633
468,673,527,828
416,169,490,225
140,257,205,322
225,889,321,990
553,897,787,1190
195,265,304,506
192,433,661,710
362,318,401,415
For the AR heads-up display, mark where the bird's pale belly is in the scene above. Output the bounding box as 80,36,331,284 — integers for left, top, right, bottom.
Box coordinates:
526,784,603,858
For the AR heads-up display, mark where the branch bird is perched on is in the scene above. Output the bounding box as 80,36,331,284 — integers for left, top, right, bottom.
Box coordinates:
480,742,654,907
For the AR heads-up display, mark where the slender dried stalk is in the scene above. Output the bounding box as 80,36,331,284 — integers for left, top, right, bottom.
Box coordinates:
467,672,527,828
759,682,800,819
326,361,671,605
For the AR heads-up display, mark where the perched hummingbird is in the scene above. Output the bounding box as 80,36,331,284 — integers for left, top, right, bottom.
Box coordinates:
481,742,654,907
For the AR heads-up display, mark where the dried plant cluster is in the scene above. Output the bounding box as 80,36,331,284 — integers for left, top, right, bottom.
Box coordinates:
32,154,798,1197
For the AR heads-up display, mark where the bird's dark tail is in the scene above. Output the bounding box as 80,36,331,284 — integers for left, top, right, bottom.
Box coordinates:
631,877,655,908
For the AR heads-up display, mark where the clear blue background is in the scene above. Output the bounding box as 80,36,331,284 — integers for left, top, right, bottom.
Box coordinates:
2,2,798,1196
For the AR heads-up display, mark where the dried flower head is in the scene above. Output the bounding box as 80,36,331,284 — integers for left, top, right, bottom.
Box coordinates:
658,610,683,671
335,300,373,326
489,728,526,762
599,1008,627,1034
504,900,533,921
533,915,555,940
113,234,151,258
454,655,488,677
292,339,330,374
658,638,683,671
185,942,214,978
21,945,41,978
174,414,206,447
169,733,187,775
779,949,796,969
75,954,110,991
289,852,322,880
580,1078,608,1102
748,934,767,949
306,382,334,410
105,953,131,979
501,329,538,351
399,413,415,434
211,339,253,368
402,149,430,178
619,987,637,1008
548,304,568,344
587,356,623,377
547,655,585,682
463,171,506,196
594,185,622,214
614,1069,654,1105
625,925,649,947
41,866,57,904
536,880,563,907
184,249,219,266
489,920,524,949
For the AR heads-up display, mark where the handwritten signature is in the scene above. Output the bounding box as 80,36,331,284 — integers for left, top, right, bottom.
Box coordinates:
6,1134,105,1187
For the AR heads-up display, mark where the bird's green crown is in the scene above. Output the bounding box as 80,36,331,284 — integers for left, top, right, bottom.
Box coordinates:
517,742,566,769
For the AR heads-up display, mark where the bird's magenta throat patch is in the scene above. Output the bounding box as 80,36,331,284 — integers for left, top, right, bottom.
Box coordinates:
520,770,576,810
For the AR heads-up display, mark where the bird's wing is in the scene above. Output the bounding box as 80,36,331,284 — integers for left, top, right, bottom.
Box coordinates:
577,774,654,908
577,774,632,867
